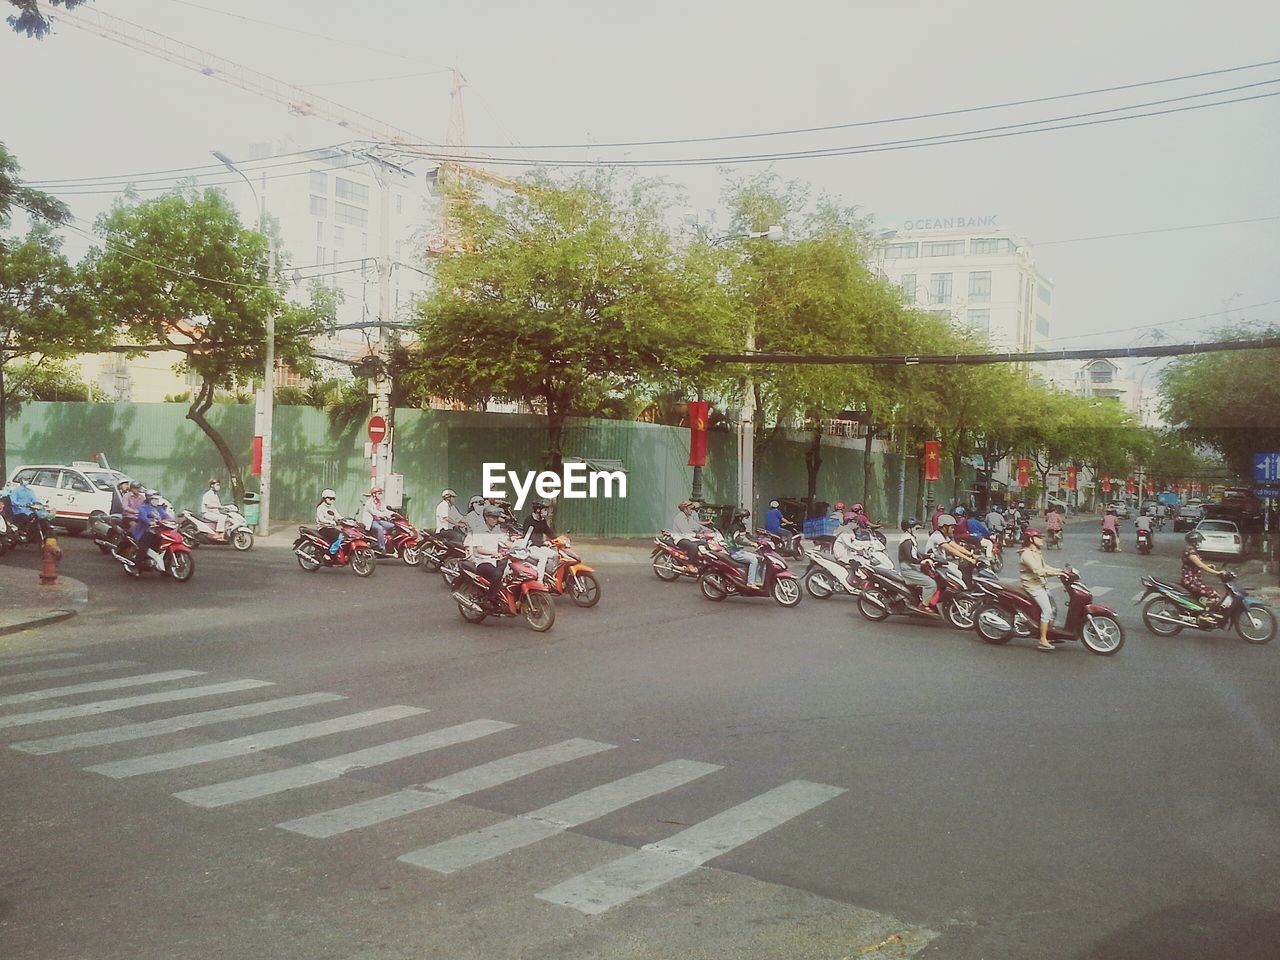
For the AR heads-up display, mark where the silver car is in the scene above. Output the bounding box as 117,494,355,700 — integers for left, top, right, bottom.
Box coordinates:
1195,519,1243,558
1107,500,1132,520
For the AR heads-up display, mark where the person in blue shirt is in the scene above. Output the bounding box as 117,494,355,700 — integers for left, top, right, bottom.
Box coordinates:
6,478,40,540
764,500,784,534
130,489,172,572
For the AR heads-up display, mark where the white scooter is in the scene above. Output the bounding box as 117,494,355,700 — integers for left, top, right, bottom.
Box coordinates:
178,505,254,551
801,536,894,599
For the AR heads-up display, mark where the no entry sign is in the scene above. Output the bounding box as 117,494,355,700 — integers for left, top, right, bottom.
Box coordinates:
368,415,387,444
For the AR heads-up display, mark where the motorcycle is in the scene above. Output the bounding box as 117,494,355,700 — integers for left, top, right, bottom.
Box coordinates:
802,540,893,600
178,506,254,551
1045,527,1063,550
1136,570,1275,644
373,511,424,565
697,536,802,607
1101,528,1118,553
91,513,132,556
650,528,721,582
757,521,804,559
1136,527,1152,556
973,566,1124,655
424,528,471,585
542,535,601,608
1,499,55,549
113,518,194,582
852,555,976,629
450,547,556,632
293,519,376,577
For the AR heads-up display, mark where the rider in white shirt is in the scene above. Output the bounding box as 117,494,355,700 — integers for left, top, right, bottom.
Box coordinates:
361,486,394,553
435,489,467,533
200,479,228,538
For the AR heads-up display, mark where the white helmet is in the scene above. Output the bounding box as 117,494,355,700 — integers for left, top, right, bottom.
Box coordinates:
321,489,337,500
938,514,956,527
442,489,457,499
770,500,780,508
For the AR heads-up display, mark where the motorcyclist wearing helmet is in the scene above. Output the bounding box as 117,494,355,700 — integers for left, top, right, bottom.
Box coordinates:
1101,507,1121,552
897,518,941,615
927,514,979,566
466,504,515,607
121,481,146,528
130,489,173,572
519,501,559,579
725,510,764,586
435,489,466,533
361,485,395,554
464,495,489,534
764,500,785,535
200,479,231,540
1019,528,1065,651
1181,530,1225,622
316,489,344,555
670,499,709,573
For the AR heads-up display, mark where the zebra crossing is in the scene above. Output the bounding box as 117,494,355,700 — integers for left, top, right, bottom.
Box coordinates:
0,651,847,916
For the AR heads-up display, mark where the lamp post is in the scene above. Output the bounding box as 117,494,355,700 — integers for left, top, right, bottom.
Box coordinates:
212,150,273,537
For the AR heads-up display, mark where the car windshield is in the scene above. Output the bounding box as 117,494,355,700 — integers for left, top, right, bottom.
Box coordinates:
1198,521,1235,532
83,471,118,491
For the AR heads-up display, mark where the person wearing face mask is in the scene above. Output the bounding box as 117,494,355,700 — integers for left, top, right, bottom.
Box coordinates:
671,499,709,574
467,505,516,607
315,489,344,555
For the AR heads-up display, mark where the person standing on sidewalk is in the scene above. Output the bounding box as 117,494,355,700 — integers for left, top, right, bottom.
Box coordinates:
1019,528,1065,651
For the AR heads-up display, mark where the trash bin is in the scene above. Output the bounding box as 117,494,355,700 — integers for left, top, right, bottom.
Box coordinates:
699,503,736,533
242,491,261,528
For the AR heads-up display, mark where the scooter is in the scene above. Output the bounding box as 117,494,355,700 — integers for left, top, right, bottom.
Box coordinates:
697,536,802,607
802,539,893,599
91,513,131,556
757,521,804,559
423,528,470,585
113,519,195,582
853,555,979,628
651,528,721,582
1101,528,1118,553
178,506,254,551
1135,527,1153,555
450,547,556,632
366,512,423,564
1,499,55,549
973,566,1124,655
542,535,601,608
1136,570,1275,644
293,519,376,577
1046,527,1063,550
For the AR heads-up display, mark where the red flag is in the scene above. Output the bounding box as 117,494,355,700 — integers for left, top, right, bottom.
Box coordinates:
687,401,710,467
923,440,942,481
1017,458,1030,488
251,436,263,477
1146,480,1155,496
1101,473,1112,493
1066,466,1077,492
1126,477,1137,495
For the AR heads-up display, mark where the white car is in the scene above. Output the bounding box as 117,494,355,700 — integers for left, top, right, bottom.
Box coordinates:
1107,500,1132,520
5,462,130,534
1194,519,1243,558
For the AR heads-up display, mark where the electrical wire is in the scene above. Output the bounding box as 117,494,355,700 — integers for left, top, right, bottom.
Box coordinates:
1040,300,1280,344
1035,216,1280,246
38,156,376,198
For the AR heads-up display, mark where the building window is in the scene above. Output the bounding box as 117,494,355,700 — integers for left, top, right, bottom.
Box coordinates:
361,233,368,252
883,242,918,259
396,194,403,214
967,309,990,334
333,224,345,245
1090,365,1114,384
1035,314,1050,336
971,238,1014,255
968,271,992,302
315,246,325,267
901,273,917,301
315,221,324,241
931,273,953,304
309,195,327,217
310,171,328,193
1037,285,1052,305
335,177,370,204
922,240,965,257
335,201,369,227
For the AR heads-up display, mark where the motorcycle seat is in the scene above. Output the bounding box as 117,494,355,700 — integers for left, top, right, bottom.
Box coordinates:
875,568,907,585
298,526,322,538
1149,576,1185,593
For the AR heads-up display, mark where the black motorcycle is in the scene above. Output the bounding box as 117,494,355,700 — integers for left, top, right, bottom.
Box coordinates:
0,496,55,549
90,513,132,556
1136,527,1153,556
1136,570,1275,644
420,527,470,586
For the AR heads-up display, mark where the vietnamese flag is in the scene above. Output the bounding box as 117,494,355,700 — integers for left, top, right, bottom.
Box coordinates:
1066,466,1077,491
1101,473,1112,493
1017,458,1030,488
687,401,710,467
1146,480,1155,496
923,440,942,481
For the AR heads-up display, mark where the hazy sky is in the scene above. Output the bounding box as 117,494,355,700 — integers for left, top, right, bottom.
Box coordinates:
4,0,1278,353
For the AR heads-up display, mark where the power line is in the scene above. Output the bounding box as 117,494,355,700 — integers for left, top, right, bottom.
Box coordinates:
1042,300,1280,344
38,156,375,197
1036,215,1280,246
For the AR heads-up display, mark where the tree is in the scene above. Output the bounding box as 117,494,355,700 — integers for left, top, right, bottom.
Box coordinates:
5,358,107,403
88,188,334,502
1,143,69,230
408,172,728,468
6,0,87,38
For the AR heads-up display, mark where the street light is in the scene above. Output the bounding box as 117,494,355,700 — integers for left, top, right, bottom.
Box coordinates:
212,149,274,538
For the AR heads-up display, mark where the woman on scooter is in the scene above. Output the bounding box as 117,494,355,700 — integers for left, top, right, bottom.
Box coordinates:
1181,530,1225,624
1019,528,1066,652
897,518,940,616
316,489,343,555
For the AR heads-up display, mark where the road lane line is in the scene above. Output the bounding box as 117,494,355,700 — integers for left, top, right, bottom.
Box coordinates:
0,660,141,688
10,693,348,755
85,705,427,778
282,737,614,838
536,780,846,915
174,719,515,809
0,670,205,708
0,680,275,731
400,759,722,874
0,653,84,668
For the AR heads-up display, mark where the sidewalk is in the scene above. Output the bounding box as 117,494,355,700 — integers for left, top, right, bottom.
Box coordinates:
0,560,89,638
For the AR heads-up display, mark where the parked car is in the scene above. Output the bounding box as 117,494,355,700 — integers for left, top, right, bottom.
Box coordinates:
5,463,130,534
1194,518,1243,558
1174,500,1205,532
1107,500,1132,520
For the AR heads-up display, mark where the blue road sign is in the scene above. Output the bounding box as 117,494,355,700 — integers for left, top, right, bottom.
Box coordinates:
1255,485,1280,500
1255,453,1280,483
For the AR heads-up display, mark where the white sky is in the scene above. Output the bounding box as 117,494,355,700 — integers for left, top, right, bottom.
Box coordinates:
4,0,1279,351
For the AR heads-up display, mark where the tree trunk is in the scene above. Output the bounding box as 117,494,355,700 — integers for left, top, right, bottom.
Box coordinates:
952,447,965,506
862,426,874,508
804,421,823,510
186,378,245,504
543,402,567,473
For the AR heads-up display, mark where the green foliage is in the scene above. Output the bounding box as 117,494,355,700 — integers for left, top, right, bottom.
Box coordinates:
6,0,86,38
5,359,107,405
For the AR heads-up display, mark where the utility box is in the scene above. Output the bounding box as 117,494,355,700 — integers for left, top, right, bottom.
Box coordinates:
242,491,261,527
385,473,405,511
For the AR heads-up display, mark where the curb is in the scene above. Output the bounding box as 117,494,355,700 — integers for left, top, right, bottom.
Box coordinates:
0,608,79,638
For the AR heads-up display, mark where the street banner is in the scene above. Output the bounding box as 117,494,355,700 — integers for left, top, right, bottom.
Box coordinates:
1146,480,1155,496
924,440,942,481
687,401,710,467
251,436,263,477
1102,473,1112,493
1066,466,1077,491
1017,458,1030,488
1127,477,1137,495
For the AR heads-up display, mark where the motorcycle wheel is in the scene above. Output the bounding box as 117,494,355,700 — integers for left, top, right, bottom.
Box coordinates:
296,542,323,572
1236,605,1276,645
944,596,978,630
1142,597,1186,636
97,542,113,555
857,589,890,622
772,578,802,608
440,557,461,587
989,551,1004,573
420,544,444,572
350,548,376,577
232,529,254,551
652,554,680,582
568,572,601,608
699,572,729,601
178,522,199,548
1080,614,1125,655
457,587,488,624
974,602,1014,644
523,592,556,632
805,569,837,599
400,543,422,566
166,551,195,583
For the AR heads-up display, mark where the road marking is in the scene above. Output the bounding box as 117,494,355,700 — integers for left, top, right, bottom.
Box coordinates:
0,670,205,708
0,652,83,668
0,680,274,731
536,779,846,915
174,719,516,809
10,693,347,755
400,759,723,874
0,660,140,688
282,737,614,838
85,705,427,779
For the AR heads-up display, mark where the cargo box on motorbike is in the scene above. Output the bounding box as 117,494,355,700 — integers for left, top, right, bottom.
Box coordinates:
803,515,841,539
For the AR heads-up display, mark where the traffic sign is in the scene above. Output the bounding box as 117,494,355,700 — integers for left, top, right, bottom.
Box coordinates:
367,415,387,444
1255,453,1280,482
1256,485,1280,500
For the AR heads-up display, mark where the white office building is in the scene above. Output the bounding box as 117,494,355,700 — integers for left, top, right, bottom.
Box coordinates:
875,221,1054,352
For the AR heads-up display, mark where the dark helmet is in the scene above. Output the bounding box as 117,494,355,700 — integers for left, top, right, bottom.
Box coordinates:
482,505,503,519
530,501,548,512
1022,527,1043,547
954,506,966,517
1185,530,1205,546
901,517,920,532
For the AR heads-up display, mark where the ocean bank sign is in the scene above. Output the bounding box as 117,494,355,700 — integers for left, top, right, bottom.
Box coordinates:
902,215,998,231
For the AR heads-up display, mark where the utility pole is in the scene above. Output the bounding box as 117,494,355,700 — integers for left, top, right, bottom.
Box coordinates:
365,151,405,498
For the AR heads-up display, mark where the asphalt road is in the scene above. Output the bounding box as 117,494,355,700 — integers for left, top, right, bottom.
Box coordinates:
1,521,1277,960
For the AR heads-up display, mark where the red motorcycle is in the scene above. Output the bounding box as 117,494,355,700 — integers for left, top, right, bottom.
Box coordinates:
450,547,556,632
376,511,424,565
697,536,802,607
293,519,376,577
113,518,194,582
651,528,721,582
972,565,1124,655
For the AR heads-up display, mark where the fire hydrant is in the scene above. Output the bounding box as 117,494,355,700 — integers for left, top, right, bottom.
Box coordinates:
40,536,63,585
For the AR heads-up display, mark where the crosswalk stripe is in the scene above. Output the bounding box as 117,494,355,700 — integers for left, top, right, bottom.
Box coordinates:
0,652,84,668
0,660,140,688
10,693,348,755
0,680,274,731
173,719,516,809
0,670,205,708
282,737,614,838
85,705,428,779
536,780,846,915
399,759,722,874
